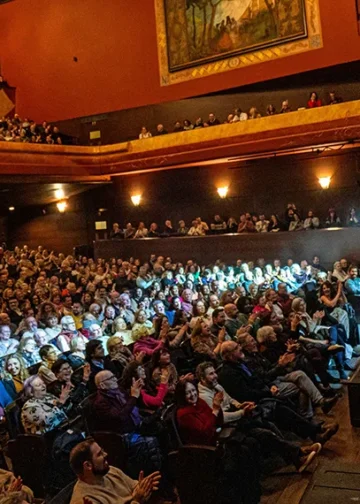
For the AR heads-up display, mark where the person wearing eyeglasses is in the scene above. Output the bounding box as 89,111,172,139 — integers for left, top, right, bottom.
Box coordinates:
47,359,91,418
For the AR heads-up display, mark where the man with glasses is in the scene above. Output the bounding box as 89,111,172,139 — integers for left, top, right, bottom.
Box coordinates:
92,370,143,434
91,370,163,477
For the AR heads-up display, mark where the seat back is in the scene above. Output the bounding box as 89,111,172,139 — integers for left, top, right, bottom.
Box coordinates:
173,445,219,504
77,392,96,435
7,434,46,497
48,480,76,504
4,399,24,439
92,431,127,470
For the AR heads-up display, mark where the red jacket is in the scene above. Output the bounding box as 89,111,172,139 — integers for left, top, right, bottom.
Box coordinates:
176,398,223,446
307,99,322,108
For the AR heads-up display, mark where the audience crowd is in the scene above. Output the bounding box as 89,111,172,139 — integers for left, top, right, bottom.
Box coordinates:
0,241,358,502
138,91,344,139
110,204,359,240
0,114,65,145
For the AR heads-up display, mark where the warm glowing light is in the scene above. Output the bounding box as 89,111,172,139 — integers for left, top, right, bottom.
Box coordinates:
55,188,65,199
217,186,229,198
8,206,15,212
57,200,67,213
318,176,331,189
131,194,141,206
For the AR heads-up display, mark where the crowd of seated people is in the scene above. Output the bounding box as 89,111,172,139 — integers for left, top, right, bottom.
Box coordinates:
0,114,66,145
138,91,344,138
110,204,360,240
0,243,358,501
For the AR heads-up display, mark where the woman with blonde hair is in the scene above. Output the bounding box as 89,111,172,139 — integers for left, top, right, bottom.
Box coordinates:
104,335,133,378
4,354,29,394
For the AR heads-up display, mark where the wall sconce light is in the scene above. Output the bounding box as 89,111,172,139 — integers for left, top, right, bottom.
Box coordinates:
318,176,331,189
55,188,65,199
217,186,228,198
131,194,141,206
57,200,67,213
8,206,15,212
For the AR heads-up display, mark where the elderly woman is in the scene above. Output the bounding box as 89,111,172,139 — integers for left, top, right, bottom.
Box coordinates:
4,354,29,395
101,305,116,335
189,300,211,329
21,375,70,434
18,338,41,367
190,319,223,360
104,335,133,378
131,309,155,341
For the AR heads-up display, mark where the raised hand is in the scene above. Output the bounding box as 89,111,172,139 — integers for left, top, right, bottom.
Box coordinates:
131,377,143,398
132,471,162,503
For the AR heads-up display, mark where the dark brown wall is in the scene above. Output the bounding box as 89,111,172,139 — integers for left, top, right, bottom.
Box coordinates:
7,195,90,254
1,0,360,122
94,228,360,268
87,150,360,232
5,150,360,253
58,63,360,145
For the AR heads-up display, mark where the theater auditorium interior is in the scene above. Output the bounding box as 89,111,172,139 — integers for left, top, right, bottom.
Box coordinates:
1,0,360,503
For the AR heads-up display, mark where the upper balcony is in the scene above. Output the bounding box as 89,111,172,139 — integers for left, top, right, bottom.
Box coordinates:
1,100,360,182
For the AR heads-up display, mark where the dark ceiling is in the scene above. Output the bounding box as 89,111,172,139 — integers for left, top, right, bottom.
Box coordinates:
0,181,107,211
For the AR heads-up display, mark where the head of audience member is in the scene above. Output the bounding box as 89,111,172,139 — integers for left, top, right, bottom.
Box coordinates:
266,104,276,115
70,438,110,481
88,323,103,340
4,354,29,382
236,296,253,314
86,340,105,363
48,356,68,379
106,335,125,359
95,370,118,391
25,316,38,333
220,341,244,362
256,326,277,345
70,335,87,355
237,333,259,353
61,315,77,333
223,303,238,320
153,300,165,316
348,265,358,279
212,307,226,327
175,379,198,408
23,375,47,399
196,361,219,390
39,344,57,366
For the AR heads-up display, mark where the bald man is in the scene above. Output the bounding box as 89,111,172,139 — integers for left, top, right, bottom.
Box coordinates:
91,370,143,434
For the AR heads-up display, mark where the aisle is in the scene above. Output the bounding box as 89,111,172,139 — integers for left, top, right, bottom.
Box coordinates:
260,388,360,503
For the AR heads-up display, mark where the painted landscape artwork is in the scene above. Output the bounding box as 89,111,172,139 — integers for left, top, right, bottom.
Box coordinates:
164,0,307,71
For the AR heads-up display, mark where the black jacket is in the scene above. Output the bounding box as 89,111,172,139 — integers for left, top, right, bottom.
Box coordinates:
218,360,272,403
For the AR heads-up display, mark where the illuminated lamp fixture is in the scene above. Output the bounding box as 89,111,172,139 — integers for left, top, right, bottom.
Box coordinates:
318,176,331,189
57,200,67,213
217,186,228,198
55,188,65,199
131,194,141,206
8,206,15,211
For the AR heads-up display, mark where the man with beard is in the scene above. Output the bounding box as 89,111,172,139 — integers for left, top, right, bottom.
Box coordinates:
69,438,161,504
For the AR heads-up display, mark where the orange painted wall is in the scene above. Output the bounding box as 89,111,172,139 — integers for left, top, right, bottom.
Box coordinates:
1,0,360,122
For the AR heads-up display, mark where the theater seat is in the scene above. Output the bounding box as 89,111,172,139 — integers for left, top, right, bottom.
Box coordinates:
7,434,47,497
171,445,220,504
4,399,24,439
48,480,76,504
